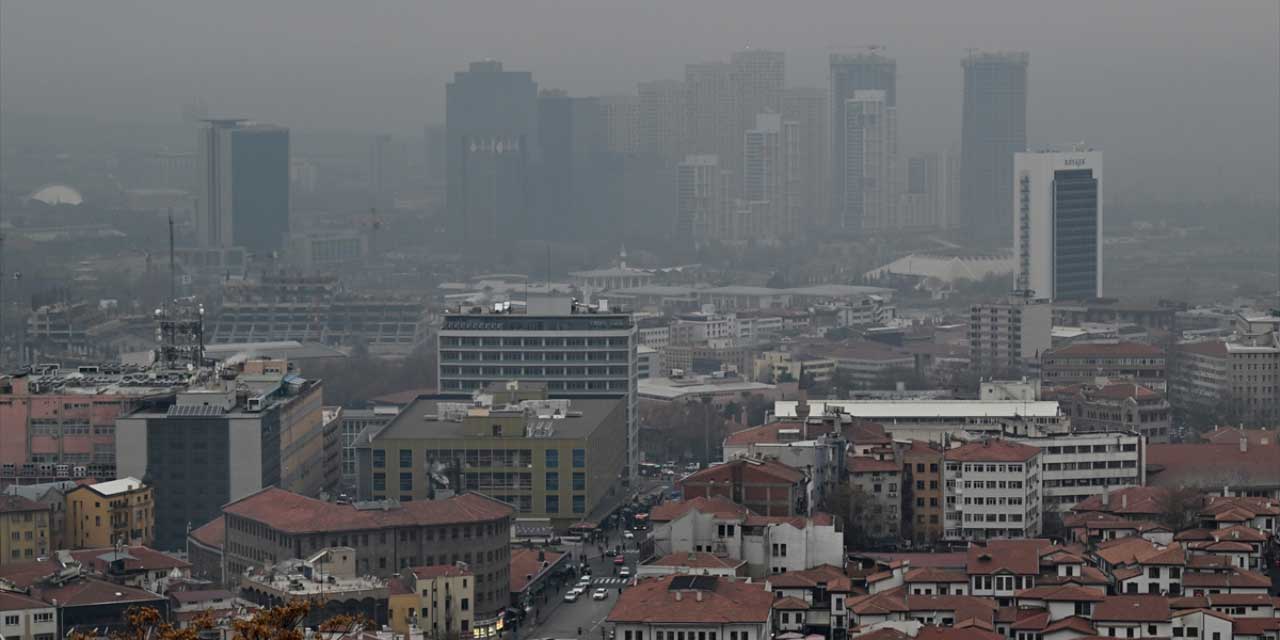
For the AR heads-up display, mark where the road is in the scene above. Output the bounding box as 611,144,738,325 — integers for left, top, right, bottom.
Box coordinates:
514,527,642,639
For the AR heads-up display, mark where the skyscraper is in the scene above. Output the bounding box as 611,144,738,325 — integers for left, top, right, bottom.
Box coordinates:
536,90,606,241
838,91,895,231
446,60,538,247
685,62,736,168
783,87,829,232
599,95,641,153
637,79,686,166
197,119,290,254
961,51,1029,242
744,113,800,241
731,49,785,182
1014,148,1103,301
677,155,725,245
830,52,898,233
899,152,941,229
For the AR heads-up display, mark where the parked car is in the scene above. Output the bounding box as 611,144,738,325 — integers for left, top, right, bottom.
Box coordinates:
563,590,580,603
592,588,609,601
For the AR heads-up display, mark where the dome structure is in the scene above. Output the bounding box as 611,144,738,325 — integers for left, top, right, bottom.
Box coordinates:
27,184,84,206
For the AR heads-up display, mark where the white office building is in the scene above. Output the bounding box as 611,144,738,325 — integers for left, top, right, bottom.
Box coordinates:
1013,148,1103,301
943,440,1043,540
840,90,896,231
1007,431,1146,512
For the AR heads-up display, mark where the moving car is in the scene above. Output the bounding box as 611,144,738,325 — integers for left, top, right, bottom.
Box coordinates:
619,566,631,578
613,555,626,565
592,588,609,601
563,589,581,603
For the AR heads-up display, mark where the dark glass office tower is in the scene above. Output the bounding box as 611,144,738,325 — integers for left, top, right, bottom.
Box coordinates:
960,51,1029,242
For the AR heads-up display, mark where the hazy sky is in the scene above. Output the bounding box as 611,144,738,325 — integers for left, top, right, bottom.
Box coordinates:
2,0,1277,201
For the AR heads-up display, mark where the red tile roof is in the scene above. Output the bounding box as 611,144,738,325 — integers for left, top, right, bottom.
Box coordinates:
188,516,225,550
1072,486,1167,515
965,539,1054,575
766,564,848,589
222,487,513,534
0,590,51,612
648,552,743,570
1041,616,1097,635
0,495,46,514
849,456,901,473
648,496,749,523
509,548,563,594
70,546,191,574
680,457,807,487
1047,342,1164,358
606,575,773,624
412,564,473,579
1202,426,1279,447
772,596,810,610
1170,592,1274,608
1094,538,1185,567
857,552,967,569
169,589,236,605
35,576,166,608
1093,595,1172,622
1015,584,1106,601
1203,495,1280,518
1091,382,1162,401
903,567,968,584
0,559,59,588
846,422,892,445
914,628,1003,640
1181,568,1271,589
1177,340,1227,357
1147,443,1280,488
1234,617,1280,636
944,440,1039,463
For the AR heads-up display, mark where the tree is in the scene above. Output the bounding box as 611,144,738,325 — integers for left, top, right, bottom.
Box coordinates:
70,601,370,640
1156,486,1206,532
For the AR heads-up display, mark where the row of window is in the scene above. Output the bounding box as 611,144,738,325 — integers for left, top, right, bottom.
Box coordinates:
441,336,630,347
374,448,587,469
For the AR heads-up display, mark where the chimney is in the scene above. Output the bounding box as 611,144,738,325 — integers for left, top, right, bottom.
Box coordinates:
696,590,703,602
1121,494,1128,510
1240,436,1248,453
675,591,683,601
1101,488,1110,507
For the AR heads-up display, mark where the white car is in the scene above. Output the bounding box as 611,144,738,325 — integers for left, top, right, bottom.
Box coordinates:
592,588,609,601
623,531,635,540
619,567,631,578
563,590,580,603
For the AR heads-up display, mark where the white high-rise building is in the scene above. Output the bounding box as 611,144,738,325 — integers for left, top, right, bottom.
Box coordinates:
1013,148,1103,301
744,113,800,241
677,155,726,244
840,90,896,231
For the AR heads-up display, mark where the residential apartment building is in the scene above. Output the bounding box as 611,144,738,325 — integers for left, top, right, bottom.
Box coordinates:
848,454,902,544
436,299,639,479
1008,431,1145,513
648,497,843,577
0,591,58,640
354,383,626,530
1046,381,1172,442
720,419,845,509
115,367,325,550
969,295,1052,377
607,575,773,640
218,487,512,635
679,458,809,517
388,564,474,638
1042,342,1166,391
943,440,1042,540
1,481,77,550
0,496,50,565
902,440,946,545
1172,332,1280,424
65,477,155,548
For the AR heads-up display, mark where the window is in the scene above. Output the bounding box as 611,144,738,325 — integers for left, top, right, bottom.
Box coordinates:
545,449,559,468
400,449,413,467
400,473,413,491
546,495,559,513
573,448,586,467
34,613,53,623
573,495,585,513
1148,567,1159,579
545,472,559,491
373,473,386,491
4,615,19,626
373,450,386,468
461,598,469,611
573,472,585,490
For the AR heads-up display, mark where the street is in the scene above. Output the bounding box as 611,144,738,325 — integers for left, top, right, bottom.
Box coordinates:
514,523,645,639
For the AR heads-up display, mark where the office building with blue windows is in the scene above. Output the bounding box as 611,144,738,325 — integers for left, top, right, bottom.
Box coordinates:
1013,148,1103,301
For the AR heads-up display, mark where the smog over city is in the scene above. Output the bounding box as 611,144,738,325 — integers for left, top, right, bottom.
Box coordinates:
0,2,1277,638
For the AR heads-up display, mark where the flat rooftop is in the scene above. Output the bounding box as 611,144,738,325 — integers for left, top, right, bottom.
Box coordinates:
373,396,622,441
774,399,1062,419
640,378,774,400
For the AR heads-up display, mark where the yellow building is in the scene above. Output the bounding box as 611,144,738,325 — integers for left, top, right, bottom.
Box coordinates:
388,564,475,638
0,495,50,565
358,382,627,530
65,477,155,549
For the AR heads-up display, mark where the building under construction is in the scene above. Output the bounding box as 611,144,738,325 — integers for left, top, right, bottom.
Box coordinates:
206,275,429,356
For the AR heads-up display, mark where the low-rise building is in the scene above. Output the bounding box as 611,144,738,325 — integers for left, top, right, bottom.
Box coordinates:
773,400,1068,440
969,296,1052,377
1171,331,1280,424
825,342,917,388
1,481,75,551
1145,441,1280,499
0,591,58,640
241,547,388,626
607,575,774,640
848,454,903,545
1046,381,1172,442
388,564,474,638
65,477,155,548
678,458,809,517
720,415,845,509
354,383,626,530
1006,431,1145,512
217,486,512,635
1041,342,1167,391
0,496,50,566
943,440,1043,540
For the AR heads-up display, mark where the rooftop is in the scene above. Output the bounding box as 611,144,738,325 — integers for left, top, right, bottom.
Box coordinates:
510,548,565,594
639,378,775,401
774,400,1062,420
222,487,513,534
649,497,749,523
1046,342,1164,358
372,395,622,441
188,516,225,550
966,539,1054,575
0,494,46,514
681,457,807,486
83,477,147,497
606,575,773,624
648,552,745,571
945,440,1040,463
1147,443,1280,488
1092,595,1171,622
